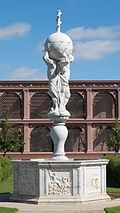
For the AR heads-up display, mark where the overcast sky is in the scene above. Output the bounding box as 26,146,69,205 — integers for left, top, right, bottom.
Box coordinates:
0,0,120,81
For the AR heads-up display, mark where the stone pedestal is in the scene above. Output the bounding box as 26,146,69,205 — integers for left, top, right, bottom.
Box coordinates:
10,159,110,203
50,122,69,160
49,114,70,161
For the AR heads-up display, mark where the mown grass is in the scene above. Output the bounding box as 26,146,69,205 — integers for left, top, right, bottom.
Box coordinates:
0,206,18,213
104,206,120,213
107,187,120,194
0,176,18,212
0,176,13,193
107,187,120,199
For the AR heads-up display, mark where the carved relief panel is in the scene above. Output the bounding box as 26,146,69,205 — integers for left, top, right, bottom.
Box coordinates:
48,170,72,196
85,167,101,194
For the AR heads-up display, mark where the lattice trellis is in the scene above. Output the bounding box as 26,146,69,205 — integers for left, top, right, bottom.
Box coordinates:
0,92,23,119
67,92,85,118
65,126,86,152
93,92,115,118
30,92,52,119
30,126,53,152
93,125,113,151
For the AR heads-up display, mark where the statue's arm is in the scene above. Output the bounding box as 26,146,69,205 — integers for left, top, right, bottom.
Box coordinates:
43,51,54,65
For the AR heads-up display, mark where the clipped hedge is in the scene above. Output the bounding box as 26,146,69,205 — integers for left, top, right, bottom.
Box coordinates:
0,157,12,182
104,156,120,187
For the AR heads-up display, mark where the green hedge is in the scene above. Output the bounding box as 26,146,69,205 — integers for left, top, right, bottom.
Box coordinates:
0,157,12,182
104,156,120,187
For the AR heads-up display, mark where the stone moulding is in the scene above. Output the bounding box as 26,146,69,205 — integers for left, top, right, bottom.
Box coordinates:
10,159,110,203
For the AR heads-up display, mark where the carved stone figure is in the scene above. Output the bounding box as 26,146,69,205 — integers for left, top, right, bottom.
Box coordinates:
43,10,74,117
48,171,71,195
43,10,74,160
43,51,74,116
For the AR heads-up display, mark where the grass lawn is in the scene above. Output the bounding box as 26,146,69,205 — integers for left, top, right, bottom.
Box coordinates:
0,177,18,212
107,187,120,199
104,206,120,213
104,188,120,213
0,176,13,194
107,187,120,194
0,207,18,213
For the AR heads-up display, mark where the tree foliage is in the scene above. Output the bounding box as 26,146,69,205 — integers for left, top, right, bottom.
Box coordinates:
104,156,120,187
107,119,120,153
0,119,24,156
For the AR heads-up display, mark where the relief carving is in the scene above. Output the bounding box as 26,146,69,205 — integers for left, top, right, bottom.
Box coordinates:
48,172,71,195
89,177,99,190
86,171,100,193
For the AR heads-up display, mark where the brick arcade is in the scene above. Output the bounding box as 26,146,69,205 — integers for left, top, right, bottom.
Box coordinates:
0,80,120,159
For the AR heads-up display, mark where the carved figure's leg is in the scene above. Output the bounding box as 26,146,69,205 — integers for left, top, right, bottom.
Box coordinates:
52,97,59,112
59,85,70,109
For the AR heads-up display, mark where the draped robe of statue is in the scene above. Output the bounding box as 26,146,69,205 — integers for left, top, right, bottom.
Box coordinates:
43,51,74,116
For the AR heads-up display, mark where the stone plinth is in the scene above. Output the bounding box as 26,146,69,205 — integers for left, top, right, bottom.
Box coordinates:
10,159,110,203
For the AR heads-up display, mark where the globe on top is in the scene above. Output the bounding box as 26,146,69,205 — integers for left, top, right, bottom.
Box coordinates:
44,10,73,61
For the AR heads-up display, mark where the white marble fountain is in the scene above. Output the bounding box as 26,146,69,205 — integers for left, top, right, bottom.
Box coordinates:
10,10,110,203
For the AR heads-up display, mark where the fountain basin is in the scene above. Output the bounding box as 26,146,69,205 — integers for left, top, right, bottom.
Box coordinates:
10,159,110,203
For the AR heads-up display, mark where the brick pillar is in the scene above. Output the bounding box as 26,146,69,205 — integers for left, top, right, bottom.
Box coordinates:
86,124,93,152
23,124,30,153
117,89,120,119
23,89,30,120
86,89,93,119
23,89,30,153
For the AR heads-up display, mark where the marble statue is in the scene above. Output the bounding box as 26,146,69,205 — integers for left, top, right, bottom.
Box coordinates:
43,10,74,117
43,10,74,160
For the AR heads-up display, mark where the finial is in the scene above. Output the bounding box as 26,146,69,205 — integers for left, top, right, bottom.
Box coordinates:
56,10,62,32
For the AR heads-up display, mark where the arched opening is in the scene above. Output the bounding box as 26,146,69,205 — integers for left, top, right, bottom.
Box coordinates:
30,126,53,152
93,125,112,151
0,92,22,119
66,93,85,118
65,127,86,152
30,92,52,119
93,92,115,118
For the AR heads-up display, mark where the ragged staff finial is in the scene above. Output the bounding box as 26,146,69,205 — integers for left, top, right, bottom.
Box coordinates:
56,10,62,32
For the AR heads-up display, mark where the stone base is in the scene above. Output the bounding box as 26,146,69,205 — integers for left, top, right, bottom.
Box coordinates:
10,159,110,204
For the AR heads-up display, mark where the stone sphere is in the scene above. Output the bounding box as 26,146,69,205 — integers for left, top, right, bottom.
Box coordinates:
44,32,73,61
